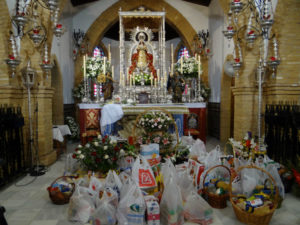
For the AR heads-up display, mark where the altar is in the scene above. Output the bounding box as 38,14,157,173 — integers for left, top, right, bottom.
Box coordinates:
78,103,206,145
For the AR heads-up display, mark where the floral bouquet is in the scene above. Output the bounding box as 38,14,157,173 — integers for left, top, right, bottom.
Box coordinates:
174,56,201,78
138,111,172,132
85,56,111,79
137,133,173,149
72,80,85,100
134,73,151,85
65,116,80,140
228,132,267,159
72,135,122,173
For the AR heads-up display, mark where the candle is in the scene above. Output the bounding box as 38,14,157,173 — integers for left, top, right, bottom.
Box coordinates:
119,71,122,86
103,57,106,75
180,56,183,74
108,44,111,63
83,55,86,78
161,77,164,88
164,71,167,81
111,65,114,80
133,73,135,86
154,78,157,87
157,69,160,81
198,55,201,80
171,43,174,65
150,76,153,86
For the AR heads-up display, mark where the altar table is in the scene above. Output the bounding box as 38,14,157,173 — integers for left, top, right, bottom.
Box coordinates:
78,103,206,144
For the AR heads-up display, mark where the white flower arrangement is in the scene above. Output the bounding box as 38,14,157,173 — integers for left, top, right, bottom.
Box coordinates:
85,56,111,78
175,56,202,78
138,111,172,132
134,73,151,85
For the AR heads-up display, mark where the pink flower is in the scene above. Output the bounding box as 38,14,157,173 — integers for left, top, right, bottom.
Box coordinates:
163,138,169,145
154,137,160,143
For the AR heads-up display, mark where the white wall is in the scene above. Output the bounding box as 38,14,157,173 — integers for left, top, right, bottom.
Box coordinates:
51,14,75,104
208,0,226,103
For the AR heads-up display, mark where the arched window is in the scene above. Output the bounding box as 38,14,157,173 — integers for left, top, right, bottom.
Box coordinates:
93,46,105,58
177,46,190,60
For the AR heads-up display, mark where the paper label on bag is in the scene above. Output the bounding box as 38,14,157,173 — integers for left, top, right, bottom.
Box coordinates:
139,169,156,187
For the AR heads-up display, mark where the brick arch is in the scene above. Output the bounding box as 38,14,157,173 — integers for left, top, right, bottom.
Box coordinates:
74,0,197,84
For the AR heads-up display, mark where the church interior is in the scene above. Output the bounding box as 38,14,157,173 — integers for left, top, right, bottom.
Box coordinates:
0,0,300,224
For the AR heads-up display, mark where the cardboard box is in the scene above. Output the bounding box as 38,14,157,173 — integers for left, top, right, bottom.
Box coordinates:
145,196,160,225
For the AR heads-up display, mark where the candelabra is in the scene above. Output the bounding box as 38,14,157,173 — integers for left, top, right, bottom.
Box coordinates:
12,0,64,45
222,0,281,152
40,43,53,79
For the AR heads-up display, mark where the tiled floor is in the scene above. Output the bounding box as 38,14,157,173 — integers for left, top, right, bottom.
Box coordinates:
1,137,300,225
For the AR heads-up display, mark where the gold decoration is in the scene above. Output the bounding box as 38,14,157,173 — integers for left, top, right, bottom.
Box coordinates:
97,74,106,83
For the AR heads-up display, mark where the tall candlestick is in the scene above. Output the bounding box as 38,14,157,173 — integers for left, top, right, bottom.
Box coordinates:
154,78,157,87
157,69,160,82
119,71,122,86
83,55,86,78
164,71,167,82
180,57,183,74
103,57,106,75
111,65,114,80
150,76,153,86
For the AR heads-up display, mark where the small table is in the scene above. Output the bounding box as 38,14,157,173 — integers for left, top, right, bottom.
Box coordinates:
53,125,71,156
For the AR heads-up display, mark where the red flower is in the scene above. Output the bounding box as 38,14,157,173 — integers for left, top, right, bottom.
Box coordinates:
91,151,97,156
96,158,101,163
112,157,117,161
114,146,119,151
246,140,251,147
270,56,276,61
56,24,62,29
72,154,76,159
128,136,134,145
235,58,240,63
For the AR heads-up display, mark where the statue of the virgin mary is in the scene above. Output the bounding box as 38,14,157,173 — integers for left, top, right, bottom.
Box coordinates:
129,30,157,78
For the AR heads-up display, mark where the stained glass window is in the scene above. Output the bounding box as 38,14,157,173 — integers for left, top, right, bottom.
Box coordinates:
177,46,190,60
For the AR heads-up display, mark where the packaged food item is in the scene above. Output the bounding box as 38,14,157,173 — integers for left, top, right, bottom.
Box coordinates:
145,195,160,225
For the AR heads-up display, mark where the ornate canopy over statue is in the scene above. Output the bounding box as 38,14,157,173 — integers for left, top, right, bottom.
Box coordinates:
119,7,166,82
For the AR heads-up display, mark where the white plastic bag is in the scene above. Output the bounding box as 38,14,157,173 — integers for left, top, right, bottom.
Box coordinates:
89,176,103,193
189,139,207,162
105,170,123,199
132,155,157,190
177,170,194,202
117,182,146,225
91,200,117,225
65,153,80,174
184,191,213,224
98,187,119,209
161,158,178,185
160,176,184,225
68,186,95,223
204,145,221,168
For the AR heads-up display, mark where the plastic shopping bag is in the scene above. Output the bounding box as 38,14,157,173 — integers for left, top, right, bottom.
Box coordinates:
65,153,80,174
161,158,177,185
189,139,207,162
132,155,157,190
91,200,116,225
68,186,95,223
177,170,194,202
89,176,103,193
184,191,213,224
105,170,122,199
117,182,146,225
204,145,222,169
160,176,184,225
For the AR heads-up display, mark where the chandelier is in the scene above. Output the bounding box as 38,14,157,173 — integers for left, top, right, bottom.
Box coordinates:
6,0,65,77
222,0,280,78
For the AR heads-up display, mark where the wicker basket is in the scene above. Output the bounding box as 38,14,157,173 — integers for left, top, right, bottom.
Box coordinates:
47,176,75,205
229,165,279,225
132,107,180,155
202,165,231,209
